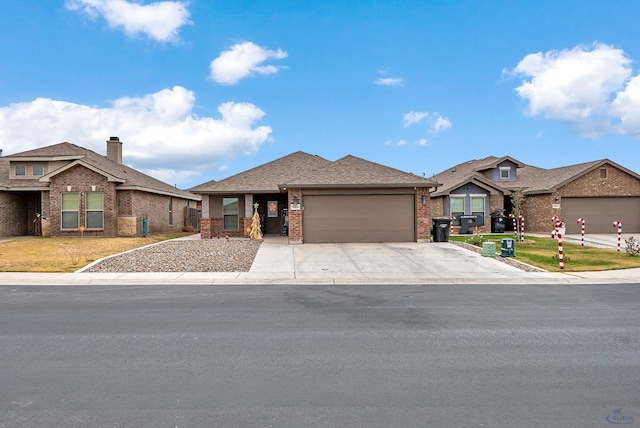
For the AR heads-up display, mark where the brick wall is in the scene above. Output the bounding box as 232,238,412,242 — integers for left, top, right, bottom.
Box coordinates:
524,164,640,232
288,188,303,243
0,192,28,236
129,190,190,235
416,187,431,241
48,166,118,237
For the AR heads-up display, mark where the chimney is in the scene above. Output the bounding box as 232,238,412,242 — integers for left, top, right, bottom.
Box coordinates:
106,136,122,164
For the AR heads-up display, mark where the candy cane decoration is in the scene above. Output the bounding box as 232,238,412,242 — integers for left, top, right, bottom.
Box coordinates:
550,227,564,269
508,213,517,236
613,221,622,252
517,215,525,241
577,218,585,246
450,216,456,235
557,231,564,269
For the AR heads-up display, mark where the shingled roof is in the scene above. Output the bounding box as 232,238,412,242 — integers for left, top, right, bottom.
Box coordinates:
431,155,639,196
1,142,199,200
280,155,440,188
190,151,332,194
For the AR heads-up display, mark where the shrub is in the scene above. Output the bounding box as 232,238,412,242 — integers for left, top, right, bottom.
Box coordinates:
625,236,640,256
466,233,486,246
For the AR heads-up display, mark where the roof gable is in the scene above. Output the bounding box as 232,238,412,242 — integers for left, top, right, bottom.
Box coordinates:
190,151,331,194
280,154,439,188
1,142,199,200
431,156,640,196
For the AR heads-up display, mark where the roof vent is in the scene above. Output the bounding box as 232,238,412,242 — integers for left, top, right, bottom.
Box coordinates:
109,136,120,141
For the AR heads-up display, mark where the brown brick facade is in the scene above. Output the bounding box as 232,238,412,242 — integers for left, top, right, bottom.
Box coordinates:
47,166,118,237
287,189,303,243
415,187,431,241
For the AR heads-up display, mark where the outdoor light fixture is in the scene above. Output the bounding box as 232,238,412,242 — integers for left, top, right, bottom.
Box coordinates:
421,194,427,205
292,195,300,205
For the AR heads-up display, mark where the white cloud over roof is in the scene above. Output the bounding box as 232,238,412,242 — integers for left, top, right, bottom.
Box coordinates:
0,86,272,186
65,0,191,43
209,42,288,85
511,42,640,138
402,111,452,134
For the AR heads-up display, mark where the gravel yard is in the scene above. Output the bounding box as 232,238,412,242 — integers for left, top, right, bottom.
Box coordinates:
84,238,263,273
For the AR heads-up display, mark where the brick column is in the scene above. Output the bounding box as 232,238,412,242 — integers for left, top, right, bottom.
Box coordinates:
287,188,303,244
416,187,431,242
200,217,213,239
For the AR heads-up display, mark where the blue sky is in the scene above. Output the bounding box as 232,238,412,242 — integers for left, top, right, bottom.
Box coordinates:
1,1,639,189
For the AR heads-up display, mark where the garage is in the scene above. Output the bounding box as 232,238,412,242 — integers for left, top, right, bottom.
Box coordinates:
563,197,640,234
303,194,415,243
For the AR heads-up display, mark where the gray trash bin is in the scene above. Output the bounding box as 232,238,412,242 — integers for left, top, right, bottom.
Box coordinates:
432,218,452,242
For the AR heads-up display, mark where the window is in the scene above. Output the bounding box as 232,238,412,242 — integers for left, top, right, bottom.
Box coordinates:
471,196,485,218
499,167,510,179
15,165,26,176
450,197,464,226
32,165,44,176
61,192,79,229
223,197,239,230
600,168,607,178
85,192,104,229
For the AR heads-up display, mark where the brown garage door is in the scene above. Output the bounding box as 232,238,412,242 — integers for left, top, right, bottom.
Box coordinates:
303,194,415,243
562,197,640,234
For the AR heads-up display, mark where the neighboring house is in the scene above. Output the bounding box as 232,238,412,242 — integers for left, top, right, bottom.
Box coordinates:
0,137,200,237
430,156,640,234
191,151,440,243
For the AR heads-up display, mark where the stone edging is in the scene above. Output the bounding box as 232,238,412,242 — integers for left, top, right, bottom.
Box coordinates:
449,241,547,272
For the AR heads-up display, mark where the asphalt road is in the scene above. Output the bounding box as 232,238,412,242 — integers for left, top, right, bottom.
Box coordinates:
1,284,639,428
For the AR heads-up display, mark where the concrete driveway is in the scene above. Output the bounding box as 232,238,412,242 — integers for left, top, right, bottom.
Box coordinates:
245,238,554,283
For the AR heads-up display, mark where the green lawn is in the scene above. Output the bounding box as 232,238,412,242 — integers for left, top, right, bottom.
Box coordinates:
449,234,640,272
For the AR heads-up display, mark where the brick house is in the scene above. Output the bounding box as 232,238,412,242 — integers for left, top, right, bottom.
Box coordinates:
191,151,440,243
0,137,200,237
430,156,640,234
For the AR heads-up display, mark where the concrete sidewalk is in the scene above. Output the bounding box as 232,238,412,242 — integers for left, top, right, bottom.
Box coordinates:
1,235,638,285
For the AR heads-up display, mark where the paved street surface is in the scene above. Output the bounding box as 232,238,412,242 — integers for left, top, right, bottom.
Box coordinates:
1,284,639,427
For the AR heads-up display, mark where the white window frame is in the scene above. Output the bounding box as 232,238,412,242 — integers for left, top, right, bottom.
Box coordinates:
450,196,465,226
14,165,26,176
85,192,104,229
61,192,79,230
470,194,486,219
223,197,239,231
499,167,510,180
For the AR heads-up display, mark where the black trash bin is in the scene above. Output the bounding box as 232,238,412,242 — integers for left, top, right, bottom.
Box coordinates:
490,209,507,233
432,218,452,242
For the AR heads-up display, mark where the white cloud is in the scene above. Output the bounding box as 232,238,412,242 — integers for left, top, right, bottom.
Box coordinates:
403,111,430,128
402,111,452,134
416,138,429,146
511,42,640,138
0,86,272,186
612,74,640,137
65,0,190,43
373,69,403,86
209,42,288,85
374,77,403,86
431,114,452,134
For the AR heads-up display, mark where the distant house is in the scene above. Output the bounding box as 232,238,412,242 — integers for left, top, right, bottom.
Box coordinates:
0,137,200,237
191,151,440,243
430,156,640,234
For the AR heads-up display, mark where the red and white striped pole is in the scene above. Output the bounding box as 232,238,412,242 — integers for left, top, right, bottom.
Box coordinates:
558,231,564,269
508,213,516,236
613,221,622,252
577,218,585,246
550,227,564,269
517,215,525,241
